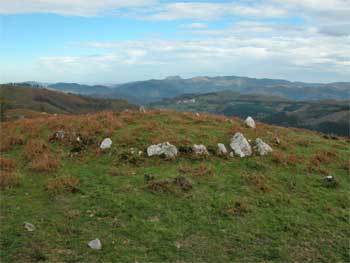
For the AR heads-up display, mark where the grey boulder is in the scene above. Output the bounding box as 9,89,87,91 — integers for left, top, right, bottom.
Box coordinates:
217,143,228,155
244,116,256,129
255,138,273,156
88,238,102,250
193,144,209,155
147,142,178,158
230,132,252,158
100,138,112,150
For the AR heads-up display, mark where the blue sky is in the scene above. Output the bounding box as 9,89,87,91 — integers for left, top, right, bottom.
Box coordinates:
0,0,349,84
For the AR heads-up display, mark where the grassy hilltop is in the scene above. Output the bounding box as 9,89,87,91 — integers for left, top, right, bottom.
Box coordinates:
0,110,349,262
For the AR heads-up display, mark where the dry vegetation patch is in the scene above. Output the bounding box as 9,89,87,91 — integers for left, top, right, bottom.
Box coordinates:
179,163,214,177
0,157,16,171
23,140,59,172
46,176,79,194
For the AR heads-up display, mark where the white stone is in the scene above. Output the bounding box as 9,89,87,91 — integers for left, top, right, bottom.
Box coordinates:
147,142,178,158
139,106,146,113
100,138,112,150
229,152,234,157
88,239,102,250
24,222,35,232
255,138,273,156
193,144,209,155
217,143,228,155
244,116,256,128
230,132,252,158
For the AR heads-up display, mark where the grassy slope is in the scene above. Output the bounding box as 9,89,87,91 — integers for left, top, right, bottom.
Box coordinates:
0,85,136,118
0,111,349,262
151,91,350,136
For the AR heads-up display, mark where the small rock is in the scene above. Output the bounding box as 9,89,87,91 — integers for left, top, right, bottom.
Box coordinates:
230,132,252,157
255,138,273,156
217,143,228,155
147,142,178,158
55,130,65,139
325,175,333,181
244,116,256,128
100,138,112,150
323,175,338,188
195,113,200,117
229,152,234,157
139,106,146,113
274,137,281,145
193,144,209,155
88,239,102,250
24,222,35,232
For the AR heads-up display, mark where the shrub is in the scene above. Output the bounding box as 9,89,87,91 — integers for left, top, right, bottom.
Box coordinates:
46,176,79,194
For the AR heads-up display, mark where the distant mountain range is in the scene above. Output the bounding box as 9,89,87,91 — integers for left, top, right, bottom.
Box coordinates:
10,75,350,104
151,90,350,136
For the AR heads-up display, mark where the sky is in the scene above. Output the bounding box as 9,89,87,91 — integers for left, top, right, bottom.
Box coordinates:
0,0,349,84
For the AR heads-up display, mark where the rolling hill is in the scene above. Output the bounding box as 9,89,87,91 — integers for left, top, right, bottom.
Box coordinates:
12,75,350,104
0,110,349,262
0,85,137,120
151,91,350,136
109,76,350,104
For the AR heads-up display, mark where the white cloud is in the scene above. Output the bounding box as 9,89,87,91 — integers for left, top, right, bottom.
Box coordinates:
36,29,350,83
278,0,350,21
181,22,207,29
141,2,287,21
0,0,155,16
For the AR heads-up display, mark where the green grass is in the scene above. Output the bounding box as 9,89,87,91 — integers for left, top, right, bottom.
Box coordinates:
0,111,349,262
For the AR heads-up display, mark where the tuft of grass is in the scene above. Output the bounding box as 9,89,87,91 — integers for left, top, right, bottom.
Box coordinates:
29,153,59,172
179,163,213,177
23,140,48,159
46,176,79,194
241,172,271,193
0,171,21,189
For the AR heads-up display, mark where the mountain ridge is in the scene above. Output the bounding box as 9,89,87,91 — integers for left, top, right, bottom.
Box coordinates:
6,75,349,104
